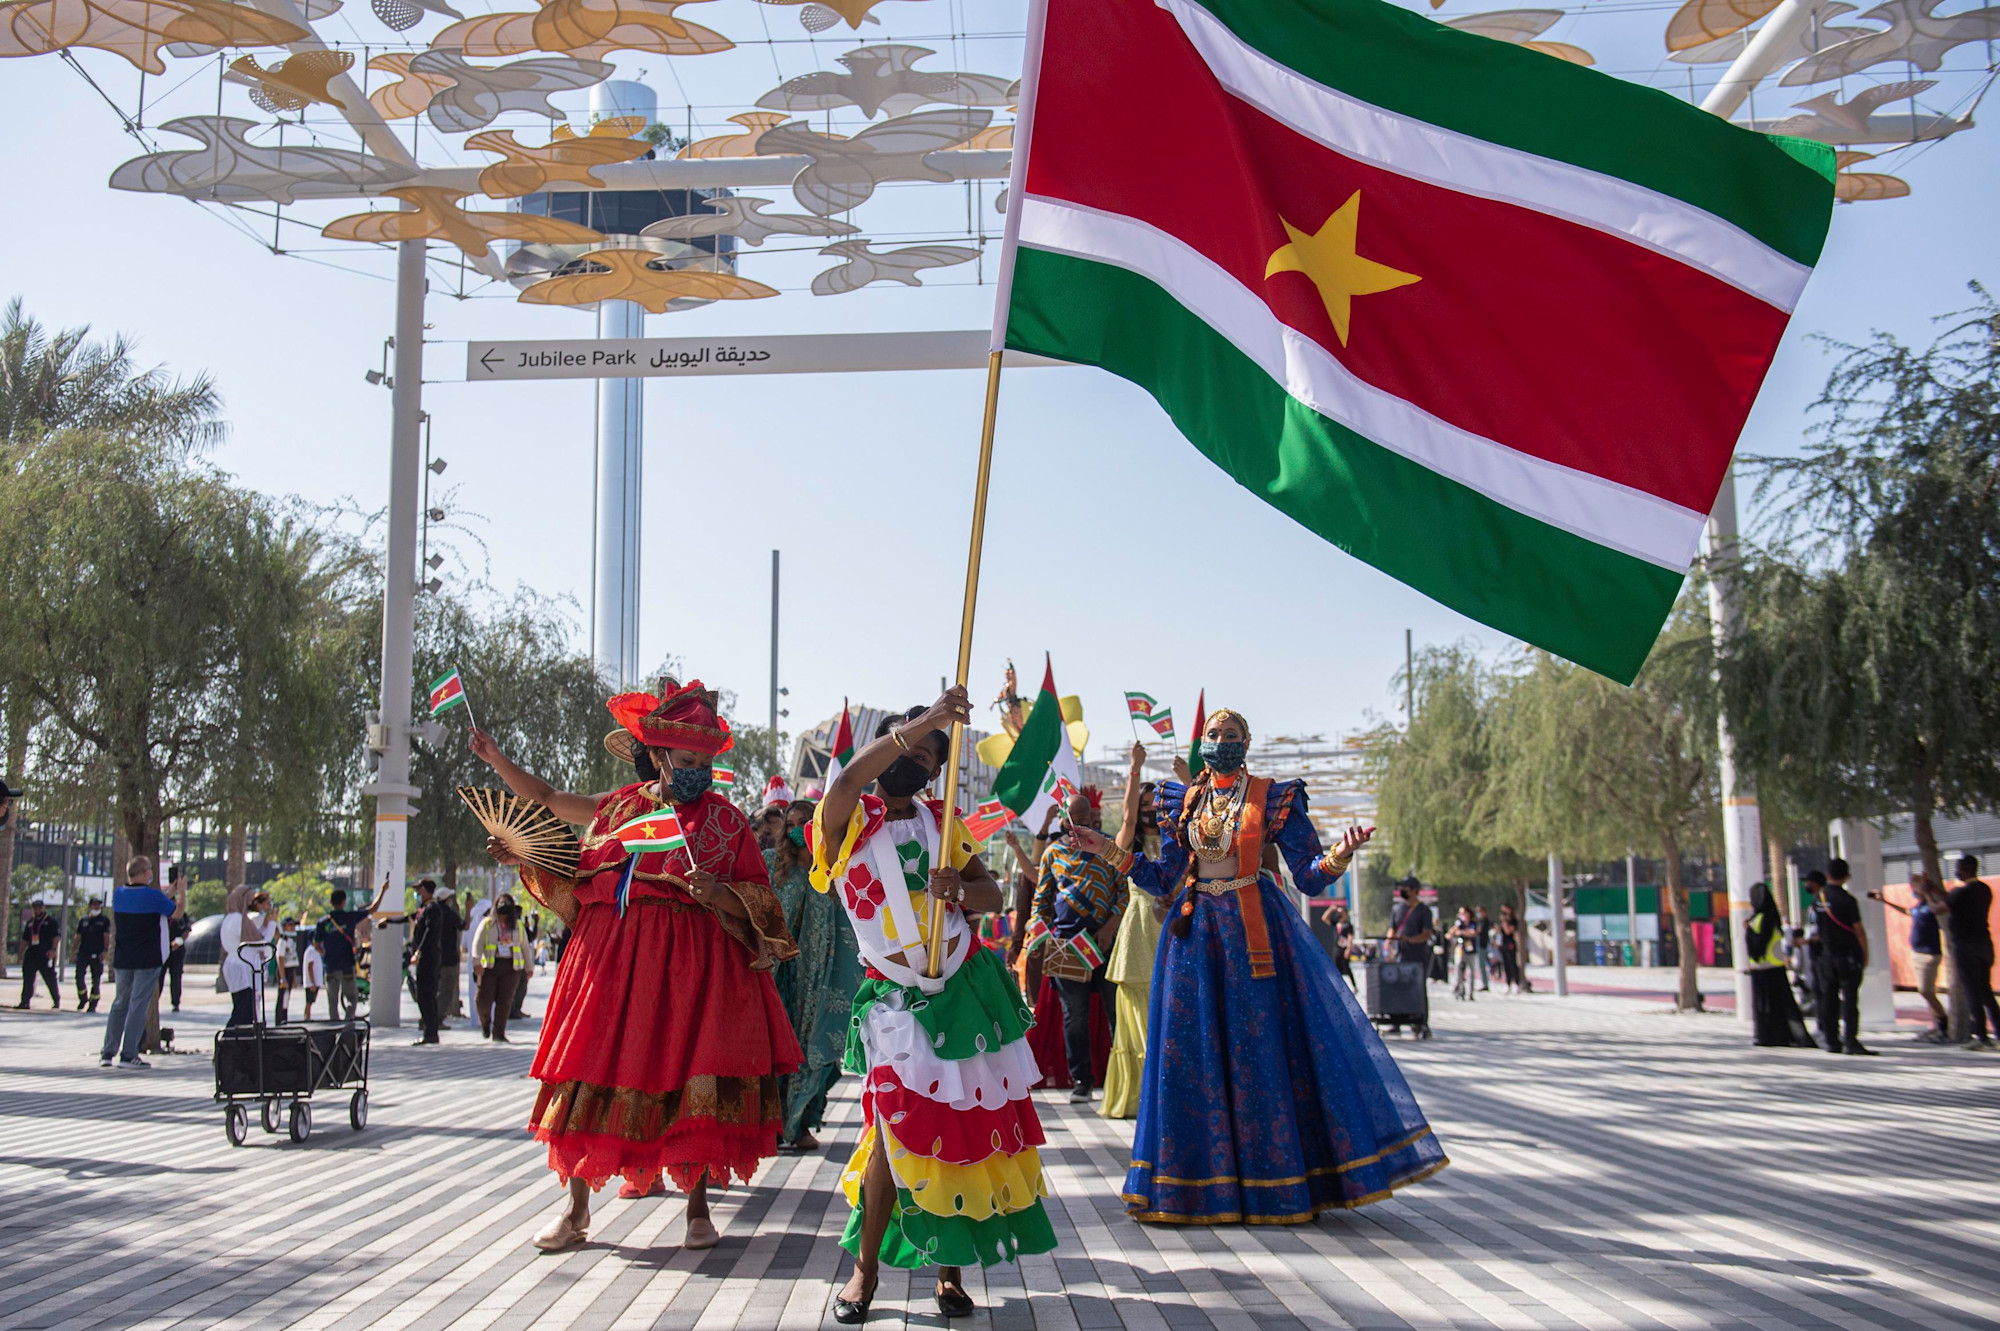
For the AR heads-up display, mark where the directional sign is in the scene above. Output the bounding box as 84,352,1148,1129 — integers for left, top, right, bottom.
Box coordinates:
465,330,1066,382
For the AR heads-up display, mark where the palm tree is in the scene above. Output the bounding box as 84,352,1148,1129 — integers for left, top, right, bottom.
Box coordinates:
0,299,226,972
0,298,225,447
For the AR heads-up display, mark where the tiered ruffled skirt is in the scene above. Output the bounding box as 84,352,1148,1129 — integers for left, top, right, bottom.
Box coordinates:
531,891,801,1194
839,942,1058,1268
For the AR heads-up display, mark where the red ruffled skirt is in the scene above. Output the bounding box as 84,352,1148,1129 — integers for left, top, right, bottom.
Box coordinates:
530,887,802,1193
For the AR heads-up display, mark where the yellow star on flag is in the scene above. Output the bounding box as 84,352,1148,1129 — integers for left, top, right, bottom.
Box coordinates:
1264,190,1420,347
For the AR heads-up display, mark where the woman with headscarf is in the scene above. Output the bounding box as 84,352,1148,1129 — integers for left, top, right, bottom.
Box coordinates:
810,688,1055,1323
1099,769,1162,1120
768,797,865,1151
1745,880,1813,1047
1070,708,1447,1225
473,679,801,1253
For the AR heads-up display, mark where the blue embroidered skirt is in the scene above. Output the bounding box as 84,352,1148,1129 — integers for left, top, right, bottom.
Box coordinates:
1124,876,1447,1223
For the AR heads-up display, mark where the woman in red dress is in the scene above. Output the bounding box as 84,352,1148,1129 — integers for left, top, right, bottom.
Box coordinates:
476,680,801,1251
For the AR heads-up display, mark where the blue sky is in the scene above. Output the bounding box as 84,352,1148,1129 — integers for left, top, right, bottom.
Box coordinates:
1,0,1993,761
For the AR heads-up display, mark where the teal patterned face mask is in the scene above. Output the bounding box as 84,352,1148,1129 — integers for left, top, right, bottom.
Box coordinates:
786,826,807,848
1201,739,1248,773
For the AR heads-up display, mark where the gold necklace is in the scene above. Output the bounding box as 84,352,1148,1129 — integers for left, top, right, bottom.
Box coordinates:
1189,779,1246,862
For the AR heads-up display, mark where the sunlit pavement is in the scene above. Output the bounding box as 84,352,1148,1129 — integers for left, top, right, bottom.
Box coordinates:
2,972,1994,1330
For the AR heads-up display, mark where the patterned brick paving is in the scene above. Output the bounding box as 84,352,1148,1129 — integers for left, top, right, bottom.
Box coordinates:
2,978,1994,1329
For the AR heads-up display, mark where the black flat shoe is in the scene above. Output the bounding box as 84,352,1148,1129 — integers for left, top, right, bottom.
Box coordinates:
936,1282,975,1318
832,1275,876,1324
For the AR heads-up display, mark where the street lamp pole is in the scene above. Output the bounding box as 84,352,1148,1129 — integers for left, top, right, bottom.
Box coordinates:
1695,0,1828,1023
365,235,427,1028
769,550,780,740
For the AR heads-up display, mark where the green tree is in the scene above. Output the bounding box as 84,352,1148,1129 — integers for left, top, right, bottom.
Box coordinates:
720,722,789,811
1729,291,2000,1037
1368,646,1539,893
1487,607,1720,1009
0,298,224,448
407,589,616,888
0,299,224,969
0,430,360,865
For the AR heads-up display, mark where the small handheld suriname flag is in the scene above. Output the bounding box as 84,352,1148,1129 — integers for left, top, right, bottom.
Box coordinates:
1147,707,1175,741
611,807,687,854
428,668,467,717
712,765,736,790
1124,691,1158,718
1043,772,1080,815
962,797,1014,842
1062,930,1108,972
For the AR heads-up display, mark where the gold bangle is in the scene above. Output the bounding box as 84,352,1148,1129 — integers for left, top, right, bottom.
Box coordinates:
891,726,912,753
1322,849,1353,876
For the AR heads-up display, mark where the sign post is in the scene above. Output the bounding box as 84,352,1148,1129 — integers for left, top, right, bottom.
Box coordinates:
466,331,1065,382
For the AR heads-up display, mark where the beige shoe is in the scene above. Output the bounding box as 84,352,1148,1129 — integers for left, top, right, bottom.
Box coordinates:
683,1216,719,1250
532,1210,588,1252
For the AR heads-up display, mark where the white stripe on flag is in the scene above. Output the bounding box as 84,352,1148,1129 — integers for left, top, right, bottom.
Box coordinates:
1018,194,1706,573
1157,0,1812,312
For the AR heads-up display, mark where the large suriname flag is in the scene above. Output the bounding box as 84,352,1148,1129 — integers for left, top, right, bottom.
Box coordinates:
999,0,1835,682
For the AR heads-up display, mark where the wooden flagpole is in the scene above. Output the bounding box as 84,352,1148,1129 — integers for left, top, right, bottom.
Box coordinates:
924,0,1051,977
926,353,1006,978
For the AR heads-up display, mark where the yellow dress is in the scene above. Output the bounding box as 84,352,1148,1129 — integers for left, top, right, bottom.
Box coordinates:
1099,838,1163,1120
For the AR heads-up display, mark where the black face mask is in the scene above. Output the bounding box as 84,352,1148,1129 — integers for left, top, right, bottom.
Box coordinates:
877,756,933,799
668,766,713,803
634,747,661,782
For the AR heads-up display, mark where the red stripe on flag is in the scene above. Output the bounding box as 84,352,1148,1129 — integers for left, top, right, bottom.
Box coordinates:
1025,0,1785,515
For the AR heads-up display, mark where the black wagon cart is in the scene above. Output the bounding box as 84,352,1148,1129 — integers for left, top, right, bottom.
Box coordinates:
213,941,371,1145
1363,958,1432,1039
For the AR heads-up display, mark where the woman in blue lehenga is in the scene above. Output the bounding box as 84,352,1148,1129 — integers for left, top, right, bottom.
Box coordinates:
1073,708,1446,1224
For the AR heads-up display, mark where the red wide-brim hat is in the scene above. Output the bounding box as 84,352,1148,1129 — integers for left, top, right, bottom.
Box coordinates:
602,678,734,761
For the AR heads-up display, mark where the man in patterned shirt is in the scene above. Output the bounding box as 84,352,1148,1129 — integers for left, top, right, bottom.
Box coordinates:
1035,788,1127,1103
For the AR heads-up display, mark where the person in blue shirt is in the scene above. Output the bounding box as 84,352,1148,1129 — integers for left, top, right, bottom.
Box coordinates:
99,856,185,1070
1872,871,1947,1040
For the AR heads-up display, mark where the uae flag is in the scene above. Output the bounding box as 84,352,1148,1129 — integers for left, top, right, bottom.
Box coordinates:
824,700,856,788
611,807,687,854
991,655,1084,830
1124,691,1158,718
427,668,466,717
996,0,1835,682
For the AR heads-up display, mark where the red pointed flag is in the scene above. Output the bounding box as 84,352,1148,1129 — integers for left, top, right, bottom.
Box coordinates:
1187,689,1206,776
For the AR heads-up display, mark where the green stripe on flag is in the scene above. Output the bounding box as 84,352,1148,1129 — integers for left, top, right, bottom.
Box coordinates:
1006,246,1680,682
993,665,1065,814
1177,0,1833,268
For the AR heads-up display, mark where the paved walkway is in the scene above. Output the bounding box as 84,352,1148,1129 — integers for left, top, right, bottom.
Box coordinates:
2,977,1995,1330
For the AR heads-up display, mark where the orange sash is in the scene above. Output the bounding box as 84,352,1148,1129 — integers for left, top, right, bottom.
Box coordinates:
1234,777,1275,978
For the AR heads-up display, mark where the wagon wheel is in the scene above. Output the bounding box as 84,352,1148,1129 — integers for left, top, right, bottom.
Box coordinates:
226,1104,249,1147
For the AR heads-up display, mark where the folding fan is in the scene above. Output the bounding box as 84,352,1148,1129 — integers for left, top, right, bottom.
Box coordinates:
456,787,581,879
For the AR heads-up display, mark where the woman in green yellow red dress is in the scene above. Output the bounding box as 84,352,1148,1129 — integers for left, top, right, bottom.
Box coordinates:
810,687,1055,1322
